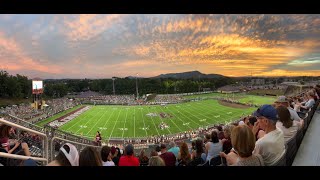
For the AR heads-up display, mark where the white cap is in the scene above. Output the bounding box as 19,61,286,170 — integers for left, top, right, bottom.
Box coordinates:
60,143,79,166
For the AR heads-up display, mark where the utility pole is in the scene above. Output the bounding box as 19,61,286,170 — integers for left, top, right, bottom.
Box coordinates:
136,73,139,99
112,77,116,95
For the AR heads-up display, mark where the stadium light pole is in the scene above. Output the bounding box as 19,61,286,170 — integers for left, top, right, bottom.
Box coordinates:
136,73,139,99
112,77,116,95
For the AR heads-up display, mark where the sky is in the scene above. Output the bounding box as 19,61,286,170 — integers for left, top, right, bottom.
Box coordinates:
0,14,319,79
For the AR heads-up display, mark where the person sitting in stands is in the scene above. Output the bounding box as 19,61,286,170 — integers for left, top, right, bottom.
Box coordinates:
168,141,180,158
245,116,265,141
221,124,234,154
221,125,264,166
189,138,206,166
274,96,303,122
177,142,191,166
47,143,79,166
276,106,303,143
79,146,102,166
100,146,115,166
118,144,140,166
252,105,285,166
0,125,31,159
138,149,149,166
294,91,315,113
159,143,176,166
205,130,222,163
148,156,165,166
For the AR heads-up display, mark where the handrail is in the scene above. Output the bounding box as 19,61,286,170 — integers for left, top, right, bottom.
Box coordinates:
7,114,45,133
50,136,100,161
0,152,48,163
0,118,49,165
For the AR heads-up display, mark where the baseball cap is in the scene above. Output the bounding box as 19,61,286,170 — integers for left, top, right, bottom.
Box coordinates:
275,96,288,103
253,104,279,121
23,158,38,166
60,143,79,166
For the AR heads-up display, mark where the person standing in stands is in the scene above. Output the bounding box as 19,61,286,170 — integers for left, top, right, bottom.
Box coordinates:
118,144,140,166
159,144,176,166
95,131,102,146
79,146,102,166
100,146,115,166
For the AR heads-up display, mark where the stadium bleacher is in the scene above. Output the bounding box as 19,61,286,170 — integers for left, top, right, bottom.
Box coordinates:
0,86,319,166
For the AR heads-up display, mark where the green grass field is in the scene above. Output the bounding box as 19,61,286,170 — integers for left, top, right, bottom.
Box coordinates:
59,100,257,140
238,95,276,106
37,93,276,140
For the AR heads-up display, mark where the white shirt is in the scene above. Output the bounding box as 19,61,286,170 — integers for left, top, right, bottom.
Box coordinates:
276,121,300,143
287,107,301,121
253,128,285,166
103,161,115,166
305,99,315,109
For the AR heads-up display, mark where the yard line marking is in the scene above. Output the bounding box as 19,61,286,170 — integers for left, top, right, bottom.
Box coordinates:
64,106,95,131
85,106,110,135
139,106,148,137
74,107,104,134
145,105,160,136
108,108,122,140
122,108,129,138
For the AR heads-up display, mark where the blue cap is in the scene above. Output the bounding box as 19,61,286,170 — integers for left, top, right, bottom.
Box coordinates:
23,158,38,166
253,104,278,121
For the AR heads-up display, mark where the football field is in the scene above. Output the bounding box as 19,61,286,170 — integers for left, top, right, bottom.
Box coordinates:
59,99,258,140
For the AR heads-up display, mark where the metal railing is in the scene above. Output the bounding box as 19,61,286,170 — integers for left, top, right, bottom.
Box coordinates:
50,136,100,161
0,118,49,165
7,114,45,133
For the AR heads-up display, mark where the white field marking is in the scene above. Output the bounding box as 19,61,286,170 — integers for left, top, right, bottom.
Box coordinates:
145,106,160,136
108,108,123,140
118,128,128,131
65,107,97,132
139,106,148,136
134,106,136,137
99,106,116,137
183,122,190,126
74,108,105,134
159,105,185,132
122,108,129,138
64,106,93,131
169,104,202,127
199,100,254,123
175,103,209,126
85,106,110,135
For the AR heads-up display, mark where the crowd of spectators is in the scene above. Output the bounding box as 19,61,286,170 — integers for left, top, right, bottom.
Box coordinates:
80,95,136,105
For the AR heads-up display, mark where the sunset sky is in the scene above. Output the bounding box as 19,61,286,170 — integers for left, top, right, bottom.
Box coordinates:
0,14,319,79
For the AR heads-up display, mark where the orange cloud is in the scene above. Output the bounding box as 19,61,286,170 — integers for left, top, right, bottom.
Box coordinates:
64,14,126,41
0,31,62,75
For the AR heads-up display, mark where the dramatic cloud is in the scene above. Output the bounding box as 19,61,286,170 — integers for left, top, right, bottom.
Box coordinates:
0,14,319,79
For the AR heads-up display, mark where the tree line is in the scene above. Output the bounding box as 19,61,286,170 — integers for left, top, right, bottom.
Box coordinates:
0,70,31,98
45,76,235,98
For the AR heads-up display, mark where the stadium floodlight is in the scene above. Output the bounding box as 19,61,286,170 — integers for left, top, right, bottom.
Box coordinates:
136,73,139,98
112,77,116,95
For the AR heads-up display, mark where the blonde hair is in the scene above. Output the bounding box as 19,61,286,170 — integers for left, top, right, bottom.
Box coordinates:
231,125,255,158
148,156,165,166
223,124,235,138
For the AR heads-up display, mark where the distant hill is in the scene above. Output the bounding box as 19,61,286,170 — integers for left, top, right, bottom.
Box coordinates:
152,71,226,79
